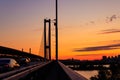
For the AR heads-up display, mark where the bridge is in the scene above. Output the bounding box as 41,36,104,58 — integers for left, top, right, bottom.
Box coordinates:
0,0,87,80
0,46,87,80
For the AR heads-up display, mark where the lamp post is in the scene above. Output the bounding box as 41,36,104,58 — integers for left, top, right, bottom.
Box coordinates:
55,0,58,61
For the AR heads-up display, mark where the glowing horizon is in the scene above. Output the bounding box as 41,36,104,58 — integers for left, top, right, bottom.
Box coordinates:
1,0,120,60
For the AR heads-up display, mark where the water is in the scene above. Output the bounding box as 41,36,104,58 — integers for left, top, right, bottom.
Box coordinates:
74,65,110,79
75,70,98,80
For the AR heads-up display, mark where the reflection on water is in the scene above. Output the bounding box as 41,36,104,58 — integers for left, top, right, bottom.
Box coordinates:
75,70,98,80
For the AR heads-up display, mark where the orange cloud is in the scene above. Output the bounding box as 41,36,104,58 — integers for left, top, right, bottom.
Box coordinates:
74,43,120,52
99,29,120,34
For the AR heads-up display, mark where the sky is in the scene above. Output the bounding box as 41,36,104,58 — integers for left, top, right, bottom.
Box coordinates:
1,0,120,60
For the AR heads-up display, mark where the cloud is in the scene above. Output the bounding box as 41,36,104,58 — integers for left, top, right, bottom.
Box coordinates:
111,40,120,43
98,40,120,45
90,21,95,24
109,15,117,22
76,54,103,56
106,14,119,23
99,29,120,34
74,43,120,52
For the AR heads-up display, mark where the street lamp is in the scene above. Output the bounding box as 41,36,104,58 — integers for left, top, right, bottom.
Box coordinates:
55,0,58,61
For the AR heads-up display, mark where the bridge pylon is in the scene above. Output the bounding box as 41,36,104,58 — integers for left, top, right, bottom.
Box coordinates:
44,19,51,60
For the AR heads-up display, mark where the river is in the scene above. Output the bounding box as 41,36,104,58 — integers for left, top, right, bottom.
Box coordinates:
75,70,98,80
74,65,110,79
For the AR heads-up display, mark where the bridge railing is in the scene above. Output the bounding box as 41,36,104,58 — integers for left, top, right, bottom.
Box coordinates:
58,61,87,80
0,62,51,80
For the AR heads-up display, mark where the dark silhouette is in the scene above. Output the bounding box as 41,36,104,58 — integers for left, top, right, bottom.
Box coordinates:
90,63,120,80
44,19,51,60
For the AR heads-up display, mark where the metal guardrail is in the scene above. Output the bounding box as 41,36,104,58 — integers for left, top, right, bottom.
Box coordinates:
0,63,38,78
58,62,88,80
0,62,51,80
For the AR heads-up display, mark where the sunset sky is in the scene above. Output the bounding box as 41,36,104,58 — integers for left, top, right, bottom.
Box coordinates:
1,0,120,60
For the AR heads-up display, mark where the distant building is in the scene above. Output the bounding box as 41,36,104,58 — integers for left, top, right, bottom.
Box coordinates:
102,56,107,60
118,55,120,59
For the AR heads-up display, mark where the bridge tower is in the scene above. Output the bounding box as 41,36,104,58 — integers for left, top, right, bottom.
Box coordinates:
44,19,51,60
43,0,58,61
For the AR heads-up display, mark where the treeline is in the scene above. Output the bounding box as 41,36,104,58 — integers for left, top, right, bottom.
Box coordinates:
90,63,120,80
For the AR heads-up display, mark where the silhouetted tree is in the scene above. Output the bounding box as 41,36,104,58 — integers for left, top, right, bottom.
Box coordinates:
90,70,111,80
110,63,120,80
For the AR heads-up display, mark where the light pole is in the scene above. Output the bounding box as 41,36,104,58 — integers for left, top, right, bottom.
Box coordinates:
55,0,58,61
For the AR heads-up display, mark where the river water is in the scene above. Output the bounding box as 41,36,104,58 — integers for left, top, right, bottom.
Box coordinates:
74,65,110,79
75,70,98,80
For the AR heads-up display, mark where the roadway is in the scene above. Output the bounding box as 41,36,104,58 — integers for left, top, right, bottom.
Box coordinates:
0,61,87,80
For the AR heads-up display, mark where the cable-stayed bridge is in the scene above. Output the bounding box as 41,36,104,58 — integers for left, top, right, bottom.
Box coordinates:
0,45,87,80
0,0,87,80
0,17,87,80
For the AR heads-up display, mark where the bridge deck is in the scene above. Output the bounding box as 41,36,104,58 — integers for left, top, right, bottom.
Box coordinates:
2,61,87,80
21,61,87,80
